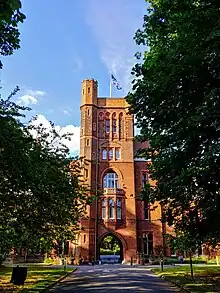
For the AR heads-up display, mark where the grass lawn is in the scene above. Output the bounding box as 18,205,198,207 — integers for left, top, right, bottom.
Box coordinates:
0,266,73,292
152,265,220,292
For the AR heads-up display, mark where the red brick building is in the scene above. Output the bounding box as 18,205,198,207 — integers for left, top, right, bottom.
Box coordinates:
75,79,171,263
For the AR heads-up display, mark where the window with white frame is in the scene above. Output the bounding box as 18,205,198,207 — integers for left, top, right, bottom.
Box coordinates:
102,198,107,219
108,148,114,160
103,171,119,188
143,233,153,256
108,198,114,219
115,148,120,160
102,149,107,160
117,198,122,219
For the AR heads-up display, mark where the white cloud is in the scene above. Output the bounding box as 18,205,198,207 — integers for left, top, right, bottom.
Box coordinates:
26,89,46,97
29,114,80,156
18,94,38,106
63,109,72,116
72,56,83,73
86,0,146,94
18,88,46,106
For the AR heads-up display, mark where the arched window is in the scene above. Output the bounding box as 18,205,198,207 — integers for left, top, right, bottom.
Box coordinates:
102,199,107,219
119,112,124,139
102,149,107,160
105,112,110,134
108,148,114,160
98,112,105,138
117,198,122,219
109,198,114,219
112,112,117,134
103,171,119,188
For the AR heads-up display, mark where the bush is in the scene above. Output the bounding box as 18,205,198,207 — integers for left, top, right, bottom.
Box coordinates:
44,257,61,265
184,257,207,264
207,258,217,265
100,249,120,255
164,257,179,265
164,256,207,265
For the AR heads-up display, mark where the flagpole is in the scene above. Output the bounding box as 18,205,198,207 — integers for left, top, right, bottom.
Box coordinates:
109,73,112,98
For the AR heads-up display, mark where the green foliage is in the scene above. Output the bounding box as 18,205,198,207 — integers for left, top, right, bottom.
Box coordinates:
99,235,120,254
166,231,199,255
0,0,26,68
0,89,88,263
100,248,120,255
127,0,220,244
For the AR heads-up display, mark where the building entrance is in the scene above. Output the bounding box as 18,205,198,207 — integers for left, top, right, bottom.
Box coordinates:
99,233,123,264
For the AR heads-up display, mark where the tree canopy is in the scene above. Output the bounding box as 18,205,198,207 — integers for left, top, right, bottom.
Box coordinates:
127,0,220,244
0,1,89,263
0,0,25,69
0,89,88,261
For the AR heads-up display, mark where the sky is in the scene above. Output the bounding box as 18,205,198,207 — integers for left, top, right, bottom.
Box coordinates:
1,0,148,156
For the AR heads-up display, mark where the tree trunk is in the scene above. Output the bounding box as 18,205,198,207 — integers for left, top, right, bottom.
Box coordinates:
189,250,194,280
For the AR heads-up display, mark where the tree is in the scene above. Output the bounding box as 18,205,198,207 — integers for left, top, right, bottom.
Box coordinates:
127,0,220,244
0,0,26,68
100,236,120,254
0,90,88,262
166,231,200,279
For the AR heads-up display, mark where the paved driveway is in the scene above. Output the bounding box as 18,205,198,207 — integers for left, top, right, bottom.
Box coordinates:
49,265,179,292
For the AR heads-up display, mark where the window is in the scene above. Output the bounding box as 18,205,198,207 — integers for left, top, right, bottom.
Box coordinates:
85,169,88,178
87,109,90,116
119,113,123,138
144,200,150,220
106,119,110,133
117,198,122,219
86,139,89,146
143,233,153,256
142,172,148,187
109,148,114,160
102,149,107,160
82,89,84,95
83,235,86,243
113,119,117,133
109,198,114,219
115,148,120,160
102,199,107,219
103,171,119,188
88,87,90,94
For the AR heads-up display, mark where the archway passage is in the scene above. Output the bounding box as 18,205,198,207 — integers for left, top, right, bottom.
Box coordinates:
99,234,123,264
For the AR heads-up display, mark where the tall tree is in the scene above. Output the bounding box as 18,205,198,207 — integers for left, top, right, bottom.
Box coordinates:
0,0,26,68
0,92,88,261
127,0,220,244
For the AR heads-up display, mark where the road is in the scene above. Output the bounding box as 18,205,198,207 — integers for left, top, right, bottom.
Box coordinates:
49,264,180,292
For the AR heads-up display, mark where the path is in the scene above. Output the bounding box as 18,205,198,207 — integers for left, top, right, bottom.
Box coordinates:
49,264,180,292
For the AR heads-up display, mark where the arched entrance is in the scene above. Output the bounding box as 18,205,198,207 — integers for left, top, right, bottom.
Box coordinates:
99,233,123,264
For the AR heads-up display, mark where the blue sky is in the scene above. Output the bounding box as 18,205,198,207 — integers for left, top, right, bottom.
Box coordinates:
1,0,147,155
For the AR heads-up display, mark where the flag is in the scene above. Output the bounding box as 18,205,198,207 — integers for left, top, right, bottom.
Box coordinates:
111,74,122,90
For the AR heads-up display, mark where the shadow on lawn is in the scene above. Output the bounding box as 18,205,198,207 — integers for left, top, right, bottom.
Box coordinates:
166,274,220,292
0,267,71,293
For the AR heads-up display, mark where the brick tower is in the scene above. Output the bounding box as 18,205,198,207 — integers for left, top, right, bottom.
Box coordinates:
75,79,171,264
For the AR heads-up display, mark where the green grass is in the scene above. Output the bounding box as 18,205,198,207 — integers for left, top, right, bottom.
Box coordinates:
152,266,220,292
0,266,73,292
